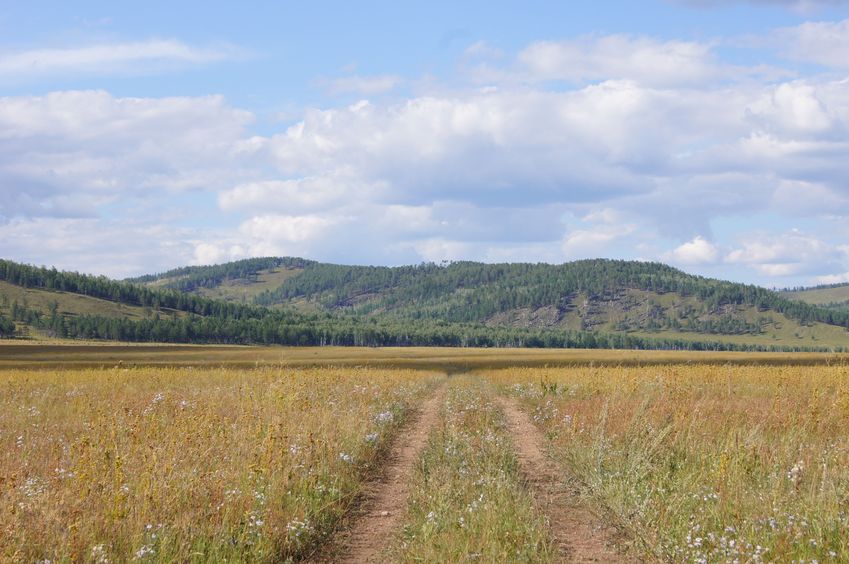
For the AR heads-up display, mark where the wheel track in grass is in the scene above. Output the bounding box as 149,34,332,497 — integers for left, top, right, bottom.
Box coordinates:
311,380,447,563
496,395,634,563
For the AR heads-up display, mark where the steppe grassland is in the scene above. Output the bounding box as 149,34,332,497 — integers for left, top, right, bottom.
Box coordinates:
0,366,441,562
395,376,553,562
487,364,849,562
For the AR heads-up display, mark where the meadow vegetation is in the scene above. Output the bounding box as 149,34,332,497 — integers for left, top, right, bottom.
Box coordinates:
3,352,848,562
0,366,440,562
488,365,849,562
395,376,553,562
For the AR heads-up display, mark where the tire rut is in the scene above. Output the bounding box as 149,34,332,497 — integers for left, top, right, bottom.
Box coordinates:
496,396,633,563
313,382,447,563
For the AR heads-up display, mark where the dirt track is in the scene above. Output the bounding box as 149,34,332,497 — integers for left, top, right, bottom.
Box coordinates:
320,383,446,563
497,396,631,563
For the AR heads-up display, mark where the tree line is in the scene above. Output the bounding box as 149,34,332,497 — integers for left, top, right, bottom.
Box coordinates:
6,298,845,353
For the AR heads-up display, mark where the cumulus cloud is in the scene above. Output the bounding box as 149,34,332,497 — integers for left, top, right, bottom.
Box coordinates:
665,236,721,265
0,217,200,278
726,230,840,276
6,20,849,285
0,90,257,221
0,39,241,80
773,19,849,68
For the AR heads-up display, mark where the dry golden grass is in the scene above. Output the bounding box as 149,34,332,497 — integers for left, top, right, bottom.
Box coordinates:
486,365,849,562
2,341,846,370
0,366,441,562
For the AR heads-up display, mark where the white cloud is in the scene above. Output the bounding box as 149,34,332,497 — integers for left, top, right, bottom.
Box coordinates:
815,271,849,284
771,179,848,214
726,230,838,276
219,173,388,214
240,214,336,244
0,39,240,80
561,224,636,258
517,35,724,86
0,217,198,278
6,24,849,284
747,81,834,133
665,236,721,265
192,243,248,266
774,19,849,68
0,90,256,220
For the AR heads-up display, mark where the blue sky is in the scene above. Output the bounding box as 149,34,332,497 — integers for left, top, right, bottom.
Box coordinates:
2,0,849,287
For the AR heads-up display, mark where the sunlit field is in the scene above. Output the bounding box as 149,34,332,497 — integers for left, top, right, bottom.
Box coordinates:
0,366,440,561
3,347,848,562
488,365,849,562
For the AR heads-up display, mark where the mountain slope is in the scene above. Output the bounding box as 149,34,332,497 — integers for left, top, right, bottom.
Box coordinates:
3,256,848,351
128,257,849,349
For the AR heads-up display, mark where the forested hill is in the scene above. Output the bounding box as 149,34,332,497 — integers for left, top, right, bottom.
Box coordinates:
128,256,849,350
3,257,849,351
251,259,848,327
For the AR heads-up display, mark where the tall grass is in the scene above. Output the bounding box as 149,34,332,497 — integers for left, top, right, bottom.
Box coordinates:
488,365,849,562
395,376,553,562
0,366,440,562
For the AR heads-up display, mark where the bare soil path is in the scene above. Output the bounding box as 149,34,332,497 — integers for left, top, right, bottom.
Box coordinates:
496,396,633,563
314,382,447,563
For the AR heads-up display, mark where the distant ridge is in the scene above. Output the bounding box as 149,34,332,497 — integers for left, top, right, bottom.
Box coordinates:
2,257,848,352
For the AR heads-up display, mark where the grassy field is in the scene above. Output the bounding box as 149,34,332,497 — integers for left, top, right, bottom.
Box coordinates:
782,285,849,306
3,346,849,561
0,366,440,561
487,365,849,562
2,342,847,370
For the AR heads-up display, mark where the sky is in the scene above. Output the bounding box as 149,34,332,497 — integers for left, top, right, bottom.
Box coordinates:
2,1,849,287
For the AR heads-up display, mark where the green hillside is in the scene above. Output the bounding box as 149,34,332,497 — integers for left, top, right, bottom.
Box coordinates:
250,259,849,338
781,283,849,313
3,257,849,351
126,257,311,300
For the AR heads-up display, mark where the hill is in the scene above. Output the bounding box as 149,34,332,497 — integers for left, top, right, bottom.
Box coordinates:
3,257,849,351
130,257,849,350
781,283,849,313
126,257,312,303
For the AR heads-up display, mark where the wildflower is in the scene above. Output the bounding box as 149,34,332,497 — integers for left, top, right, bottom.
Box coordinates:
21,477,45,497
364,432,379,444
787,460,804,486
286,519,313,546
374,411,394,424
90,544,109,564
339,452,354,464
133,545,155,560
